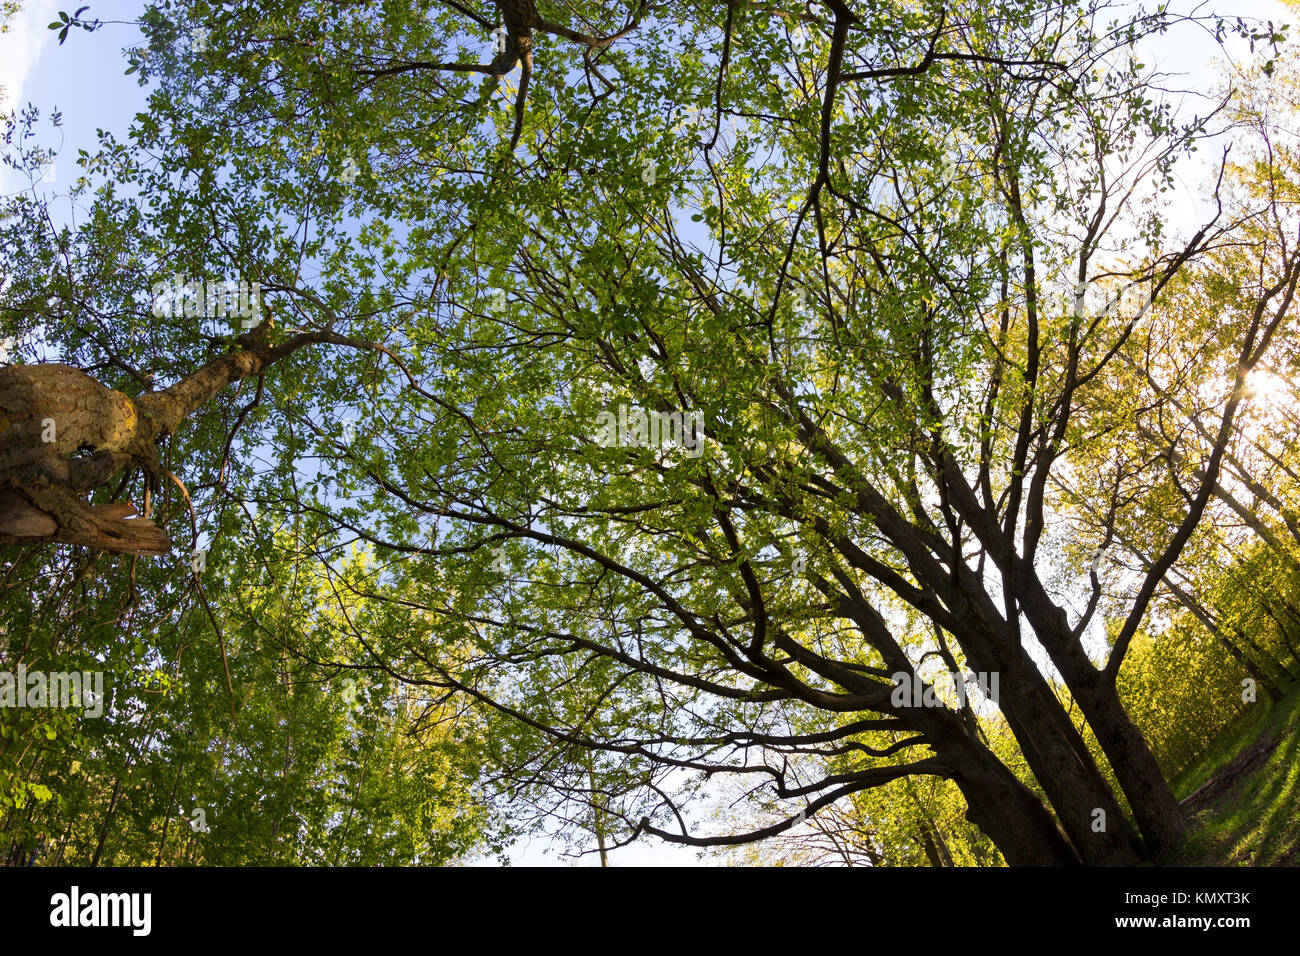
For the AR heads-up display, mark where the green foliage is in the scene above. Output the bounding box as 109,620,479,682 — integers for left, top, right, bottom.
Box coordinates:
4,0,1300,866
0,548,502,865
1117,621,1247,781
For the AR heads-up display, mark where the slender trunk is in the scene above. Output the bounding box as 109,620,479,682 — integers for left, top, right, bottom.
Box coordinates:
155,755,186,867
91,772,126,867
1222,628,1281,702
92,720,160,866
53,823,71,866
919,823,945,867
1264,600,1300,680
586,762,609,867
906,779,954,867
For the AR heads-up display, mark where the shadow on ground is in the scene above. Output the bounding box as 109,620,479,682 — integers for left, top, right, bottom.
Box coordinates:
1175,686,1300,865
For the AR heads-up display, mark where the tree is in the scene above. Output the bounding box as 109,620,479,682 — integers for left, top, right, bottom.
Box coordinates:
3,0,1295,864
0,537,501,865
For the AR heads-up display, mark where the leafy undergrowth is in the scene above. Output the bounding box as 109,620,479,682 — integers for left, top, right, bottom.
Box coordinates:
1172,685,1300,865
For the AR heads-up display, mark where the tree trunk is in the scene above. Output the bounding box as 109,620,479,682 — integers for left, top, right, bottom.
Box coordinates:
991,559,1190,862
0,318,352,554
934,571,1144,863
899,703,1079,866
993,651,1142,863
0,363,167,552
1046,633,1188,862
943,740,1081,866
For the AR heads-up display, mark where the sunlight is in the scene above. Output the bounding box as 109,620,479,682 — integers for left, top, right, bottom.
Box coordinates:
1244,369,1293,406
1232,367,1300,454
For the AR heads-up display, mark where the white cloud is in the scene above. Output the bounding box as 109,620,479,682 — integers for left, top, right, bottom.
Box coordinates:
0,0,59,113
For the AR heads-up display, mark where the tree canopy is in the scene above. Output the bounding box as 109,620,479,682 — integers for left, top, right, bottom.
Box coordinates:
3,0,1300,866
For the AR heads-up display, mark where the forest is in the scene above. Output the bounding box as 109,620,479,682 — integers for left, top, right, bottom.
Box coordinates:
1,0,1299,867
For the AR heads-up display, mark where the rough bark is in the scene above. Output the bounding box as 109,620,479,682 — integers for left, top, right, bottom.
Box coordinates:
0,363,167,553
942,737,1081,866
0,319,350,554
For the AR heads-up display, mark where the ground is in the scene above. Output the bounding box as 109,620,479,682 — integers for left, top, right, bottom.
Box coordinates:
1174,684,1300,865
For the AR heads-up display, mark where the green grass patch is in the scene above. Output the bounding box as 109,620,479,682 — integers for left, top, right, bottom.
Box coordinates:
1174,684,1300,865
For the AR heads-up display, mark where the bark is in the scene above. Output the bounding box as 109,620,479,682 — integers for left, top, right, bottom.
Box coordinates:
827,522,1142,862
790,399,1144,862
875,693,1079,866
995,563,1188,862
918,823,945,867
942,737,1080,866
933,569,1144,863
0,319,354,554
0,363,167,553
1041,623,1189,862
90,770,125,867
961,538,1189,860
828,586,1087,864
938,461,1190,861
994,650,1142,863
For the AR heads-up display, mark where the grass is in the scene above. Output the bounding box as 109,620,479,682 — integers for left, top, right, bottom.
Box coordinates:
1171,683,1300,865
